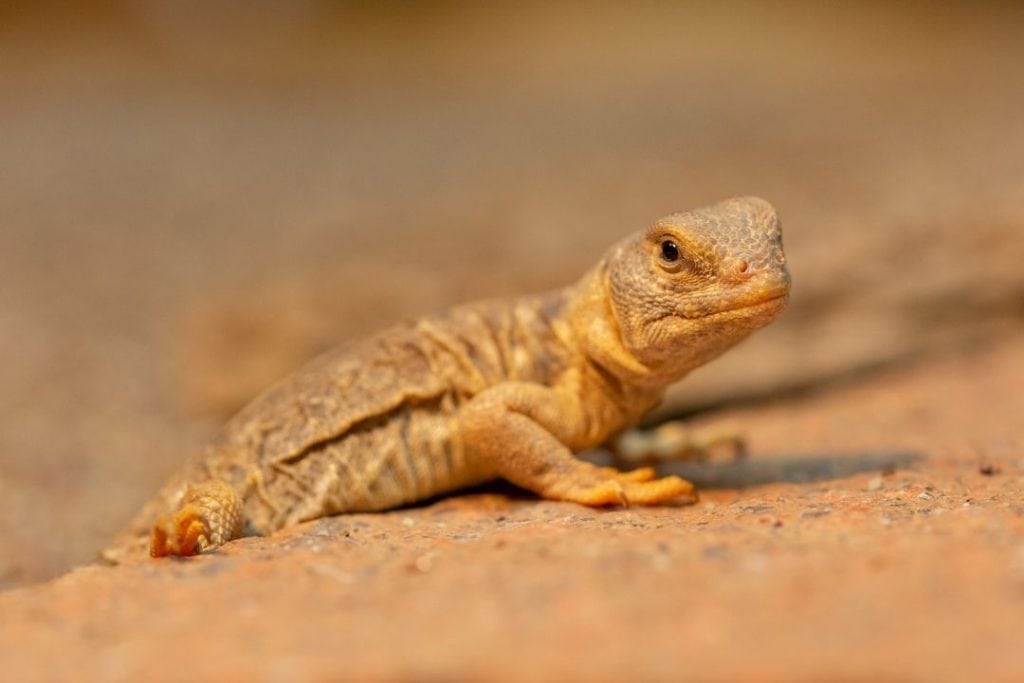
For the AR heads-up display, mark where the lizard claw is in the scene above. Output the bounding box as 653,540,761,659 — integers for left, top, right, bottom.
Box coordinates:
598,466,657,483
561,479,628,507
149,480,243,557
550,472,695,508
622,475,697,505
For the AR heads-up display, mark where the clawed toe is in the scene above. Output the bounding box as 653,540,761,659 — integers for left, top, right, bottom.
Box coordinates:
150,510,209,557
598,466,657,483
557,472,696,508
149,480,243,558
622,475,697,505
563,479,628,506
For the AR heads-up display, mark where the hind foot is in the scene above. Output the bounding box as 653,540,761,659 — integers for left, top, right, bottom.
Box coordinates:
150,480,244,557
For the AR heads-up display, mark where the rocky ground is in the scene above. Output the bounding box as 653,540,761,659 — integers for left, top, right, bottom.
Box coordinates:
1,3,1022,681
3,334,1022,682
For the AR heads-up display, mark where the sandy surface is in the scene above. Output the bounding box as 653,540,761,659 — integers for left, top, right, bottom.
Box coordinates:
1,3,1023,681
3,334,1023,682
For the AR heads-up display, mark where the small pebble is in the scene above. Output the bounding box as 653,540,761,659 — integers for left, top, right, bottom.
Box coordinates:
867,476,884,492
414,552,438,572
978,463,1000,476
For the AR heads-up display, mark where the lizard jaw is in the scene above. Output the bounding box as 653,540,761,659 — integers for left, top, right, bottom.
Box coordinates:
706,290,789,319
668,287,789,323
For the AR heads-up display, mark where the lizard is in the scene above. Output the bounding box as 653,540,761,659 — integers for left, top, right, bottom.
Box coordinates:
101,196,791,561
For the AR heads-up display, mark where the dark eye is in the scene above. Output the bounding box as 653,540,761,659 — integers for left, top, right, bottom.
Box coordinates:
660,239,680,262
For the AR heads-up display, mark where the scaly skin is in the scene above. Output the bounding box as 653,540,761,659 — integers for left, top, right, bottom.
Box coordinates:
102,196,790,561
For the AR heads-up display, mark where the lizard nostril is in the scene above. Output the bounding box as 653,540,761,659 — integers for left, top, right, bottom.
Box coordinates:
726,258,751,279
720,257,752,281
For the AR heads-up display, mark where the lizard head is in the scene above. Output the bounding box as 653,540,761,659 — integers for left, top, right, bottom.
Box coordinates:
603,196,791,379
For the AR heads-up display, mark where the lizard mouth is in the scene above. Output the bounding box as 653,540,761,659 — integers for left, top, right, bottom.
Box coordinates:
710,290,789,317
672,285,789,321
654,292,788,327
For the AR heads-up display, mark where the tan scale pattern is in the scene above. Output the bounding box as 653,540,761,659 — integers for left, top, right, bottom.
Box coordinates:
103,196,790,561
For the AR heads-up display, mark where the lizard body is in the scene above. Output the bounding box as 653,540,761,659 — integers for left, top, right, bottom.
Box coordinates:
102,196,790,561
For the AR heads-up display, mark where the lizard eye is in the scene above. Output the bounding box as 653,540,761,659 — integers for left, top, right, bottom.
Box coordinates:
656,236,699,275
660,240,680,263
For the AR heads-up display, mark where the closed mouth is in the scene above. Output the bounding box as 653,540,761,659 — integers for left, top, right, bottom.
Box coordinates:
717,290,789,314
690,290,789,320
654,287,790,324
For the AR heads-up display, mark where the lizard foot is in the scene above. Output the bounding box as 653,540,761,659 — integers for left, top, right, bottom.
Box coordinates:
612,420,747,467
621,475,696,505
560,479,628,506
598,466,657,483
556,473,695,507
150,480,243,557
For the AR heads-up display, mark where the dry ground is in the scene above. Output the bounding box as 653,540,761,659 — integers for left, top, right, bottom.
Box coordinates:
2,334,1022,681
1,3,1022,681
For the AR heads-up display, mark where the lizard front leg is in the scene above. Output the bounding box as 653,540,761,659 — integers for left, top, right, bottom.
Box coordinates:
460,382,695,506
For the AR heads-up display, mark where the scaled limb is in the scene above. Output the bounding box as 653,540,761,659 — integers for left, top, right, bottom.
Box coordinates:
461,382,695,507
150,479,244,557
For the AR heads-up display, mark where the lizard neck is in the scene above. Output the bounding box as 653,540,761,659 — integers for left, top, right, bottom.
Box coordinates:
565,262,676,397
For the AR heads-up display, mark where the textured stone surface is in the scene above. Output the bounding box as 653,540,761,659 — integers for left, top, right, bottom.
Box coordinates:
2,335,1023,682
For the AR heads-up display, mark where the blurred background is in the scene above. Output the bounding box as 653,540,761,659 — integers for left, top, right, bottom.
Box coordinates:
1,1,1022,588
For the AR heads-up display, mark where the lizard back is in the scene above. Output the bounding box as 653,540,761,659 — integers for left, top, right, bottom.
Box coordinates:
105,290,577,558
